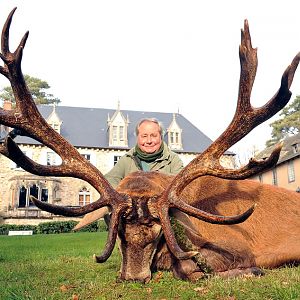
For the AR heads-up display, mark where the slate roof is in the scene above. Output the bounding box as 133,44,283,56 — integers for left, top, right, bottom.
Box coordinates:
13,105,215,154
255,133,300,165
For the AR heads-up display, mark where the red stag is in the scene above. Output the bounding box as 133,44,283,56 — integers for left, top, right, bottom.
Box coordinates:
0,8,299,283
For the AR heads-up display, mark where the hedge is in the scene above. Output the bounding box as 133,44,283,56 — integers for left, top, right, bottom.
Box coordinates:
0,219,108,235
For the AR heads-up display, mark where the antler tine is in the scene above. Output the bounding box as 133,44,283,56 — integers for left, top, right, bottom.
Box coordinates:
29,194,129,263
94,207,126,263
287,50,300,88
29,195,110,217
1,7,16,56
0,8,128,216
207,19,296,160
165,20,299,197
155,20,300,256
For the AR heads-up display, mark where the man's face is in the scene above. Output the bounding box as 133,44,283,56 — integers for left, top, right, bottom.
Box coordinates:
137,121,162,153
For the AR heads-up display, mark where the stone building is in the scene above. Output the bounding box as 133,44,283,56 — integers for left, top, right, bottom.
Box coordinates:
0,102,235,225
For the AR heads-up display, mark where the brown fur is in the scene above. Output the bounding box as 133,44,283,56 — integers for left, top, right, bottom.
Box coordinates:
183,176,300,269
115,171,300,282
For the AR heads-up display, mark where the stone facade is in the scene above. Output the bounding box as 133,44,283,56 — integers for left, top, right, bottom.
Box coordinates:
0,145,128,225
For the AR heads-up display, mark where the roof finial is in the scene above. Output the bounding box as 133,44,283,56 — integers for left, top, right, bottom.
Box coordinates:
52,102,57,113
117,99,120,111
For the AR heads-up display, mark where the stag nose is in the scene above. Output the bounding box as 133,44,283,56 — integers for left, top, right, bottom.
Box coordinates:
119,273,151,284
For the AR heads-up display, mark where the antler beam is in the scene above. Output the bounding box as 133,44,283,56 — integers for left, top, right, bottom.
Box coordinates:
0,7,130,261
155,19,300,259
168,20,300,197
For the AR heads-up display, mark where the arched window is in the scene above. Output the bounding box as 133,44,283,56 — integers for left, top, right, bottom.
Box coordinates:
79,187,91,206
19,186,27,208
41,189,48,202
29,184,39,207
17,184,48,208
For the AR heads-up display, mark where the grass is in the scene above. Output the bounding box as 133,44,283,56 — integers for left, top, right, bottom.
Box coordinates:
0,232,299,300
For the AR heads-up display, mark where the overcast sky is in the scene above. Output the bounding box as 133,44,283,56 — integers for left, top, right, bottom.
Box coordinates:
0,0,300,158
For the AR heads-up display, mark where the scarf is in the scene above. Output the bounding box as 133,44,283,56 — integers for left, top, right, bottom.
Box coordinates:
134,143,164,163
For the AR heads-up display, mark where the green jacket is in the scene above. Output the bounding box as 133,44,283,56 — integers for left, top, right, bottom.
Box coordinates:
105,142,184,188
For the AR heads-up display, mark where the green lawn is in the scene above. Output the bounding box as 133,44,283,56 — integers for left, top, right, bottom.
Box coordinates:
0,232,299,300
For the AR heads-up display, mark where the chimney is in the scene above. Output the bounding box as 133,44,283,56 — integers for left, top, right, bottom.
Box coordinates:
3,100,12,110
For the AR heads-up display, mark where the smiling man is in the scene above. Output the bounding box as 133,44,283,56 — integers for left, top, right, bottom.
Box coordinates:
105,118,184,188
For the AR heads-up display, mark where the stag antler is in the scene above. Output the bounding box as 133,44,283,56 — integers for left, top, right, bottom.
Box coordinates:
0,8,256,262
155,20,300,259
0,7,131,261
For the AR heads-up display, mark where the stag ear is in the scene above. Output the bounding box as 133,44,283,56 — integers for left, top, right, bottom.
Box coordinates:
73,207,110,231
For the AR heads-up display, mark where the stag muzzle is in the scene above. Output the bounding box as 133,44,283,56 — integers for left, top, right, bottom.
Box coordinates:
118,221,163,283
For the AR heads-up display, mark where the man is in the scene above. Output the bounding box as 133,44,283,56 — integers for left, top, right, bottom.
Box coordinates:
105,118,184,188
74,118,183,230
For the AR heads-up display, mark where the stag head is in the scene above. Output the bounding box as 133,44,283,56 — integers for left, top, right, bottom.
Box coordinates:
0,8,299,283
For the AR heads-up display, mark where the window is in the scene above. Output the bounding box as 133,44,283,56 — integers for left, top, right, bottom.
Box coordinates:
272,169,278,186
29,184,39,206
47,152,56,166
119,126,124,141
170,132,174,144
19,186,27,208
170,131,180,144
114,155,121,165
41,189,48,202
168,130,182,150
79,187,91,206
112,125,125,142
53,185,60,200
18,184,48,208
288,160,295,183
108,115,128,147
52,123,60,132
81,154,91,161
292,143,299,154
112,126,118,141
175,132,179,144
46,152,61,166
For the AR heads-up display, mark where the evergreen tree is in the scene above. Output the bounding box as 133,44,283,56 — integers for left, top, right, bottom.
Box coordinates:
266,95,300,146
0,75,60,105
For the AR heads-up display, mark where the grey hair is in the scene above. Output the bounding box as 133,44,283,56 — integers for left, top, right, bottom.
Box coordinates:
135,118,164,138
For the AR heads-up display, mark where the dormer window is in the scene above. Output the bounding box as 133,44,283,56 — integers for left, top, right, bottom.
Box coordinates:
170,132,180,144
46,104,62,134
52,123,60,132
167,113,183,150
107,102,129,147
